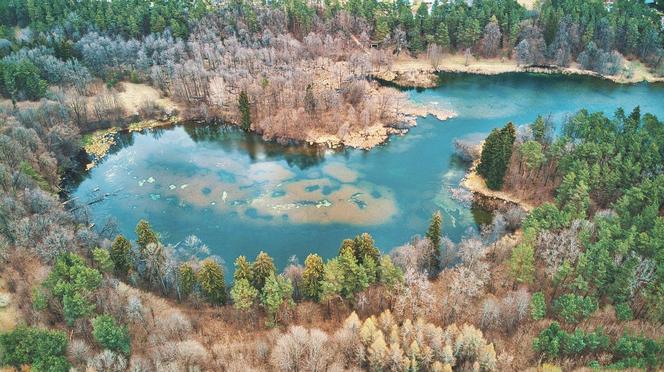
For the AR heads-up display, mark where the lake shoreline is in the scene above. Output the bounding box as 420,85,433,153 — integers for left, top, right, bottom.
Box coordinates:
81,117,182,170
67,71,664,272
461,161,534,212
80,91,457,169
300,100,456,150
78,55,662,168
374,53,664,89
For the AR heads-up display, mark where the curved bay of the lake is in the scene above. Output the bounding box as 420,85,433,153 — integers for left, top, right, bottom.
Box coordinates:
71,72,664,268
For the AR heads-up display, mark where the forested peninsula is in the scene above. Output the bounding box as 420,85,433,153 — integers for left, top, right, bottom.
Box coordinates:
1,0,664,371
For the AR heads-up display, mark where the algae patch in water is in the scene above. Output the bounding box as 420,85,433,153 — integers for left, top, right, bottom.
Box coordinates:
83,127,119,169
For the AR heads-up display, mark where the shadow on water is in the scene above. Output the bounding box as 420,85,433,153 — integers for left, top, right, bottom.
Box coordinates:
184,122,329,169
470,203,494,227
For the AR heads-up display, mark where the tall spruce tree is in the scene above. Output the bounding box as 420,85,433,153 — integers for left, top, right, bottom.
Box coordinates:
110,235,133,277
425,210,442,274
135,219,158,255
302,253,324,300
252,251,276,291
477,122,516,190
261,273,294,327
233,255,253,283
435,23,451,51
197,259,226,305
238,90,251,130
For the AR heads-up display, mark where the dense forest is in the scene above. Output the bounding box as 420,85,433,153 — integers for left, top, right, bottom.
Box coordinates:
0,0,661,145
0,0,662,100
1,0,664,371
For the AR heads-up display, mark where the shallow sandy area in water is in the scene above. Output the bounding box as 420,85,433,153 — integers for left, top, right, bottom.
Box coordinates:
117,156,397,226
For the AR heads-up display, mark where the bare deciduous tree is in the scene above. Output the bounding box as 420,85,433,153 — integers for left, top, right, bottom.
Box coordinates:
271,326,332,371
427,44,444,70
88,350,128,372
394,268,435,319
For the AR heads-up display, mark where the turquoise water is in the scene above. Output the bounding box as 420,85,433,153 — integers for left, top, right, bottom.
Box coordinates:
71,73,664,269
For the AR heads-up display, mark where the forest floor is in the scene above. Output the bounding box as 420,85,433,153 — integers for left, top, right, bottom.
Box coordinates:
0,81,180,114
377,53,664,88
461,163,536,212
0,278,18,333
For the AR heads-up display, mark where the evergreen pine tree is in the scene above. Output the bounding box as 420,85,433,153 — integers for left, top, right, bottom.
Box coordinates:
252,251,276,290
408,25,424,53
92,247,113,273
425,210,442,274
231,278,258,311
110,235,133,277
135,219,158,255
178,263,196,300
530,292,547,320
509,243,535,285
238,90,251,130
339,248,369,298
435,23,451,51
91,315,131,355
233,255,253,283
304,84,316,116
338,233,380,265
477,122,516,190
374,16,390,42
261,273,294,327
319,258,343,307
354,233,380,264
302,253,324,300
197,259,226,305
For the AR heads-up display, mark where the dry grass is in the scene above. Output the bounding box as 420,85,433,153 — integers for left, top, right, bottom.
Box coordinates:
518,0,539,10
116,82,179,115
0,278,19,333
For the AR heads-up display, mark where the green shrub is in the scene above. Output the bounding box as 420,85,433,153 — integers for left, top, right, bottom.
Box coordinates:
20,162,50,191
553,294,597,324
0,326,69,371
614,302,633,321
44,253,102,325
533,322,609,361
31,287,48,311
611,334,664,369
531,292,546,320
92,315,131,354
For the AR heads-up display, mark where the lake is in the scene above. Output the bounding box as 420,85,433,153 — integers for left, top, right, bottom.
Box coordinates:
70,73,664,269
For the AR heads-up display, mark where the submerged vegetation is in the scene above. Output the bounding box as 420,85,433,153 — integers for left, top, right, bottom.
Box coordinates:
0,0,664,370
